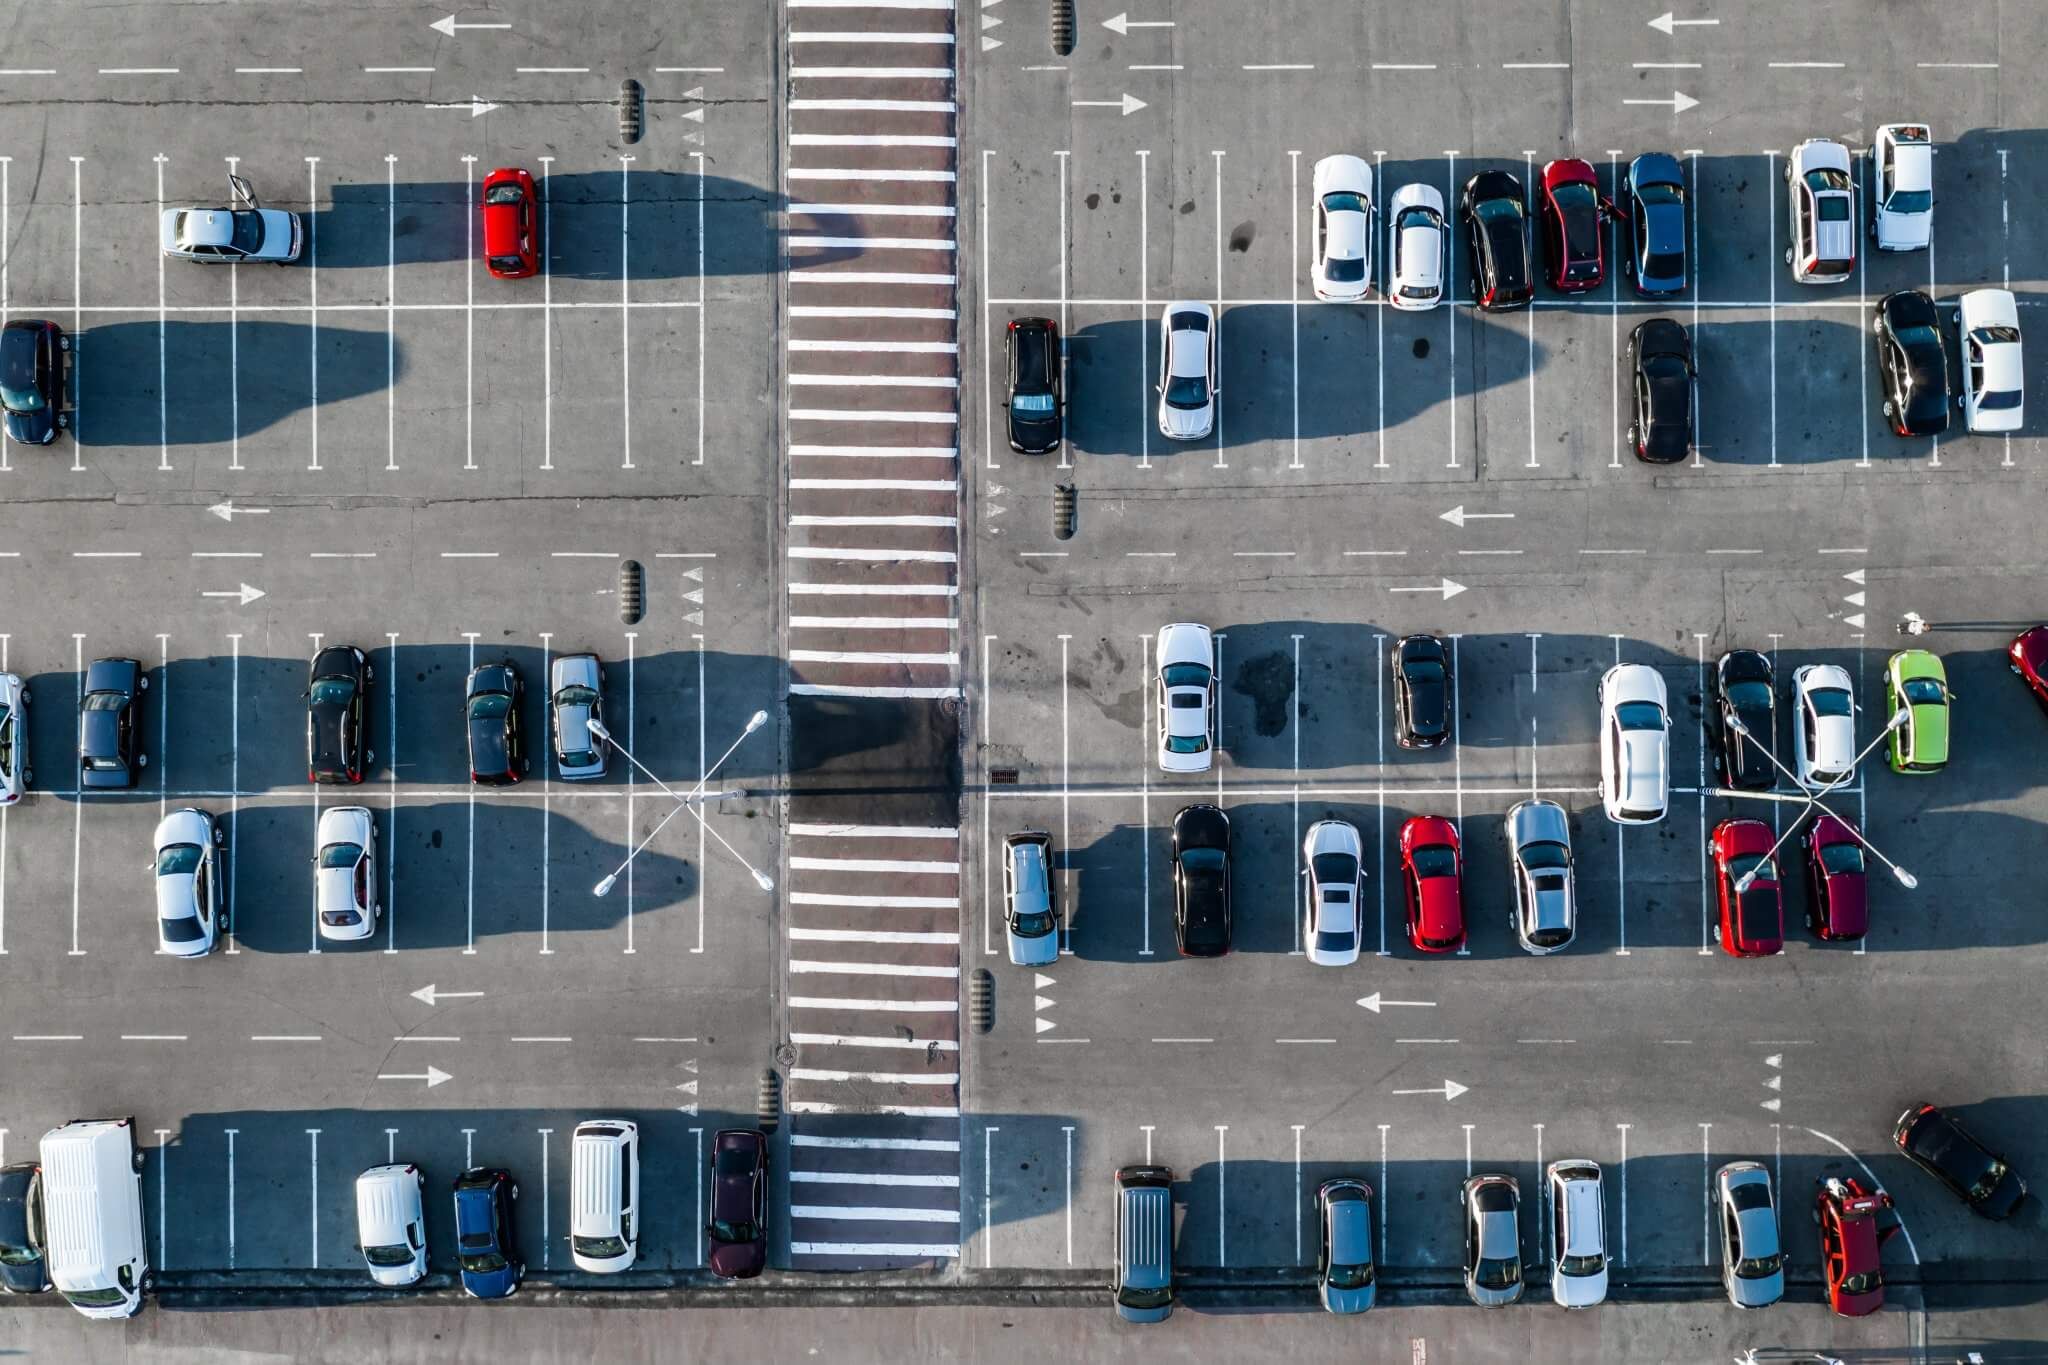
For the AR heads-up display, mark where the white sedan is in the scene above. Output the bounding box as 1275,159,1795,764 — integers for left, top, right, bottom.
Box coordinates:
160,207,303,264
1793,664,1857,790
153,807,225,957
0,671,28,805
1156,623,1217,772
1155,301,1217,441
1302,819,1363,967
316,805,380,942
1388,183,1447,311
1598,664,1670,825
1957,288,2024,433
1311,155,1374,301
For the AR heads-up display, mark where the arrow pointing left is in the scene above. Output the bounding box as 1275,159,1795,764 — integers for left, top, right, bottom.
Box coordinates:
1103,11,1175,34
1440,504,1514,528
208,500,270,522
425,97,500,119
429,14,511,37
201,583,266,606
410,983,484,1007
378,1066,452,1088
1357,992,1437,1014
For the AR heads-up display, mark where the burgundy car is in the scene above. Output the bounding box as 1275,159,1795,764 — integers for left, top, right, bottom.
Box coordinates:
1803,815,1868,940
2011,626,2048,714
706,1129,767,1279
1539,158,1609,293
1399,815,1466,953
1712,818,1783,957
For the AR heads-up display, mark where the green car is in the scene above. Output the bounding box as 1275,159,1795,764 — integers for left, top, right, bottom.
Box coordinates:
1885,649,1950,773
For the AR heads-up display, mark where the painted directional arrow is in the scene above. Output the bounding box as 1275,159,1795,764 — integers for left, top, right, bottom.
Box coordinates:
410,983,484,1006
1103,11,1175,34
1073,93,1148,116
425,97,500,119
1389,578,1467,601
379,1066,452,1088
1357,992,1436,1014
1440,505,1514,528
1843,568,1866,585
1647,10,1720,34
429,15,511,37
1392,1079,1468,1101
208,500,270,522
1624,91,1700,114
201,583,266,606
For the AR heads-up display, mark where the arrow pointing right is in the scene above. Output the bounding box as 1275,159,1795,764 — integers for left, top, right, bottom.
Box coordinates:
1072,93,1149,116
1392,1079,1468,1101
1389,578,1467,601
1357,992,1437,1014
201,583,267,606
378,1066,453,1088
424,97,500,119
1623,91,1700,114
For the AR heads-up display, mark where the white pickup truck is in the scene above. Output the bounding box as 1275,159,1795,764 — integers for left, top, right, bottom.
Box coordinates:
1870,124,1933,251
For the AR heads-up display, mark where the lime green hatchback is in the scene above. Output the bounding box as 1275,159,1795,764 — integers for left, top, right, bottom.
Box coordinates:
1885,649,1951,773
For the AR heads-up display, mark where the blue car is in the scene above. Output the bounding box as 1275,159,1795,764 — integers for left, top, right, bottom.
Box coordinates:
452,1167,522,1299
1624,153,1688,296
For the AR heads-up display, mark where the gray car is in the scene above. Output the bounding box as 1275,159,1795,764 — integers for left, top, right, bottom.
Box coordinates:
1716,1161,1785,1308
1461,1173,1524,1307
1002,831,1058,967
1507,799,1576,953
549,654,607,781
1316,1178,1376,1314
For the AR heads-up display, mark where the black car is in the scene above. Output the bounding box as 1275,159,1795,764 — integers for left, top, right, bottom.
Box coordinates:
1875,290,1951,437
0,1162,48,1294
451,1166,522,1299
1623,153,1687,296
1894,1103,2027,1219
1460,171,1532,311
464,662,527,785
0,320,68,446
79,656,147,789
1712,649,1777,790
1626,319,1695,463
1393,634,1451,748
1170,804,1232,957
306,645,372,784
1005,316,1063,454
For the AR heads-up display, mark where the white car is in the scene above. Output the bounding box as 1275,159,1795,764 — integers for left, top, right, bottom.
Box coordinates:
1155,623,1216,773
1547,1160,1610,1308
159,207,303,264
1957,287,2024,433
1388,183,1447,311
0,671,28,805
1155,301,1217,441
1870,124,1933,252
1302,820,1363,967
152,807,225,957
355,1163,427,1287
1793,664,1857,790
1311,155,1374,301
315,805,379,942
1598,665,1670,825
1784,139,1855,284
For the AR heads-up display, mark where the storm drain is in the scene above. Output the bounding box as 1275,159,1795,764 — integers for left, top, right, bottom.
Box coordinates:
618,559,645,624
618,79,645,144
756,1068,783,1131
969,968,995,1034
1052,483,1077,539
1051,0,1076,55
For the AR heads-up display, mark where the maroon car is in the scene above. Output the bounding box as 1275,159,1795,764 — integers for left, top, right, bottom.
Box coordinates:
1712,818,1783,957
1803,815,1868,940
2011,626,2048,714
706,1129,768,1279
1539,158,1611,293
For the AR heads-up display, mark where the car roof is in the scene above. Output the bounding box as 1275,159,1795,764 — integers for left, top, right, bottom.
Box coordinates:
1881,130,1933,190
0,325,37,387
1327,1191,1371,1262
355,1164,418,1240
1167,325,1209,378
1324,209,1368,261
1510,799,1570,849
1556,1168,1604,1254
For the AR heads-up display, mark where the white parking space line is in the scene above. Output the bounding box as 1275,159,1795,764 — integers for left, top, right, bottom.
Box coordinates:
1532,1122,1544,1267
1213,149,1226,471
224,1128,237,1266
537,1128,552,1269
1215,1125,1229,1266
1608,151,1621,471
694,150,708,469
69,157,83,471
1445,153,1458,468
154,155,169,470
306,157,321,471
1289,149,1302,470
539,633,553,954
1375,633,1387,956
625,630,637,952
1615,1123,1629,1264
1374,149,1387,470
157,634,169,820
69,634,83,955
1138,147,1150,470
1699,1122,1712,1265
1695,634,1711,955
1688,150,1702,468
1524,152,1537,469
539,156,554,471
306,1128,320,1267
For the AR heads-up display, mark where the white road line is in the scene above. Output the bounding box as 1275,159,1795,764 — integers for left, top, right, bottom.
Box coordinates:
790,1032,961,1050
789,1203,959,1221
789,583,959,596
789,99,957,113
788,171,956,187
789,236,956,251
790,480,958,492
787,1103,960,1118
790,1135,960,1152
790,613,958,626
790,65,955,79
789,960,959,978
790,856,960,873
791,33,957,45
791,1069,960,1085
1245,63,1313,70
541,155,554,471
790,272,957,287
790,928,960,945
250,1034,321,1041
792,1171,959,1186
790,823,959,838
788,996,959,1011
619,156,634,470
792,1240,961,1256
787,546,958,562
789,339,957,353
306,157,321,470
788,513,957,527
791,443,960,456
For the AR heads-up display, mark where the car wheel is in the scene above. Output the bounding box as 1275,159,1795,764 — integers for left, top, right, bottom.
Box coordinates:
366,663,375,681
138,753,149,767
1882,400,1895,417
139,675,150,690
56,414,67,428
23,768,31,785
133,1147,147,1173
1783,247,1793,265
58,334,70,351
511,1184,520,1199
213,825,225,845
19,688,26,704
1872,315,1884,336
1711,924,1721,941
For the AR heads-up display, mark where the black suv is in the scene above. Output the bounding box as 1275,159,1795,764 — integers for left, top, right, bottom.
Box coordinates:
1005,317,1063,454
1460,171,1532,311
306,645,372,784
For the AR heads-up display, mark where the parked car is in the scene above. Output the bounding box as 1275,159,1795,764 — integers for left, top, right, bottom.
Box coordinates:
0,1162,49,1294
706,1130,768,1280
1785,140,1856,284
1712,819,1784,957
1112,1165,1175,1323
1400,815,1465,954
1875,289,1951,437
1792,663,1857,790
1816,1176,1894,1317
1802,815,1869,940
481,167,540,280
152,807,225,958
1625,318,1695,462
1311,155,1375,301
1623,152,1687,295
1392,633,1450,748
1302,819,1363,967
1315,1178,1376,1314
1506,798,1575,953
1388,184,1447,311
1170,804,1232,958
1893,1103,2027,1219
1869,123,1933,251
315,805,379,943
37,1119,148,1318
0,671,31,806
465,661,527,785
549,653,607,780
1461,1174,1523,1307
452,1166,522,1299
0,319,68,445
1599,663,1669,824
1155,301,1218,440
354,1163,427,1287
78,657,146,790
1712,649,1777,790
1716,1162,1785,1307
1155,623,1217,773
570,1119,640,1272
306,644,372,784
1548,1160,1610,1308
160,175,302,264
1461,170,1532,310
1002,830,1059,967
2010,625,2048,713
1004,316,1063,454
1538,157,1609,292
1885,648,1951,773
1956,288,2023,433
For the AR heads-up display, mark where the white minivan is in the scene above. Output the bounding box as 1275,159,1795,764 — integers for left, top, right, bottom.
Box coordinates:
38,1118,149,1319
571,1119,639,1273
354,1163,428,1287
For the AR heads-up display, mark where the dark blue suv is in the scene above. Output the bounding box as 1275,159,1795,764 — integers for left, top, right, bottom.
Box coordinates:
452,1167,522,1299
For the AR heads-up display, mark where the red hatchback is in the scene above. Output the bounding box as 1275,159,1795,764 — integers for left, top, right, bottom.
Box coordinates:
1712,818,1783,957
481,167,539,279
2011,626,2048,714
1803,815,1868,940
1399,816,1466,953
1816,1176,1894,1317
1539,158,1609,292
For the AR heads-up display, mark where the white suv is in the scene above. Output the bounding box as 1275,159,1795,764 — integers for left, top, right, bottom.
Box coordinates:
1870,124,1933,251
1599,665,1670,825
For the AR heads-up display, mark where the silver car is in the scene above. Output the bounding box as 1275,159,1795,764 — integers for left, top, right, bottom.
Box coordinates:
1507,799,1575,953
1547,1160,1609,1308
0,671,28,805
160,175,302,264
1155,301,1217,440
549,653,607,781
1461,1173,1523,1307
315,805,379,943
1716,1161,1785,1308
1002,831,1058,967
152,807,225,958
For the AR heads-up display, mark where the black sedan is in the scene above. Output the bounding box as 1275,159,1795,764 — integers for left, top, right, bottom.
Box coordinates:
1894,1103,2027,1219
465,662,527,785
1005,316,1063,454
706,1129,768,1279
1393,634,1451,748
79,657,147,789
1459,171,1532,312
0,1162,47,1294
1626,319,1695,463
1875,290,1950,437
1170,804,1232,957
1623,153,1687,296
1712,650,1777,790
306,645,372,784
0,319,67,446
451,1166,522,1299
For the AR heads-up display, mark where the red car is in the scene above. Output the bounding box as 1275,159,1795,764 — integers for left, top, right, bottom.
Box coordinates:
1538,158,1611,293
2011,626,2048,714
481,167,539,279
1802,815,1868,940
1711,818,1783,957
1399,815,1465,953
1815,1176,1895,1317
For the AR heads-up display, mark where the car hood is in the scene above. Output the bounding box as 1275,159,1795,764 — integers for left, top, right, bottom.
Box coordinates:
1157,626,1212,669
1321,1280,1376,1314
3,407,54,443
1553,1261,1608,1308
1158,395,1212,439
461,1259,520,1298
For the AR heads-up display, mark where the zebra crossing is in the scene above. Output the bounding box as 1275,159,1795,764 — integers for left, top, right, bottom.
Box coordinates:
781,0,964,1270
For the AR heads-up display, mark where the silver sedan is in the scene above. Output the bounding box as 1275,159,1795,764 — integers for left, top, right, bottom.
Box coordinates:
1506,799,1575,953
550,653,608,780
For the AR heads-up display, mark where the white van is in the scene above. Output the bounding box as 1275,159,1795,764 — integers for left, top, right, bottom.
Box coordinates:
570,1119,639,1273
38,1119,148,1319
354,1163,428,1287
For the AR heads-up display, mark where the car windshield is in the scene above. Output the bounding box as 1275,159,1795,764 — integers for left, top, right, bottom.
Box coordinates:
321,906,362,927
1972,325,2022,346
1644,251,1684,278
1819,841,1865,876
1314,928,1354,954
1902,678,1944,705
711,1217,759,1244
469,693,512,719
1637,181,1683,207
1475,198,1520,224
1980,389,2023,410
85,755,124,772
84,690,127,711
156,843,202,876
1884,189,1932,214
1736,1251,1784,1279
1809,688,1852,718
1012,392,1055,415
1323,256,1365,283
1475,1256,1522,1290
561,748,598,768
1322,191,1368,215
1165,733,1208,755
1179,847,1225,874
1726,681,1771,710
320,841,362,870
310,677,355,706
574,1235,628,1259
1559,1252,1604,1278
1728,853,1776,885
0,1240,38,1266
66,1287,129,1306
1310,853,1355,884
1161,663,1210,689
1117,1284,1173,1311
489,254,527,272
230,212,266,253
1396,206,1438,233
1840,1269,1881,1295
364,1242,416,1267
1410,846,1457,879
1400,284,1439,300
1164,374,1209,408
1615,700,1664,730
461,1250,508,1273
1404,660,1445,684
1896,322,1941,351
485,182,525,205
556,685,598,707
0,380,41,412
1804,167,1851,194
1012,909,1054,937
1519,840,1568,870
1327,1260,1374,1290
